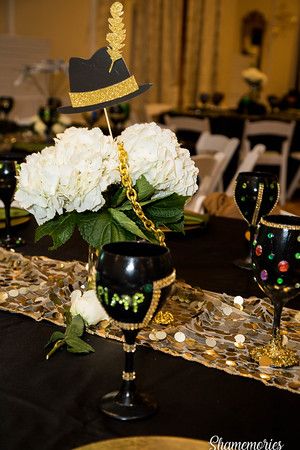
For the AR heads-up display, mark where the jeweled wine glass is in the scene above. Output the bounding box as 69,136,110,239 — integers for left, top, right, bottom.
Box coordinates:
233,172,279,270
0,160,25,248
251,215,300,367
96,241,175,420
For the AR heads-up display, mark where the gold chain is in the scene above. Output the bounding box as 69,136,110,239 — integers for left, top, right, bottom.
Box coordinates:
117,141,166,246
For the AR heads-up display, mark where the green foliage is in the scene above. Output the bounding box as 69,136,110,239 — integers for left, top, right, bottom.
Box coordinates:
45,315,95,359
35,177,188,250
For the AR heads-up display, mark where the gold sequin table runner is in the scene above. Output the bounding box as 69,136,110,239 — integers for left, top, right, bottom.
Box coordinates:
0,248,300,394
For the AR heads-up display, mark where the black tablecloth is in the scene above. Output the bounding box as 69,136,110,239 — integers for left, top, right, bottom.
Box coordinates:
0,217,299,449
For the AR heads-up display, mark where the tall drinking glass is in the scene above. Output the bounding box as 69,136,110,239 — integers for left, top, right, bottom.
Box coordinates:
96,241,175,420
251,215,300,367
0,160,24,248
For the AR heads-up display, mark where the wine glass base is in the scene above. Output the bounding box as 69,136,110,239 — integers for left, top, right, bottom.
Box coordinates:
100,390,157,421
233,256,252,270
250,339,299,368
0,236,25,249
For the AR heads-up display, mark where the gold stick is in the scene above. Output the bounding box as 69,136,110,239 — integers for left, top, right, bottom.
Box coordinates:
104,107,113,138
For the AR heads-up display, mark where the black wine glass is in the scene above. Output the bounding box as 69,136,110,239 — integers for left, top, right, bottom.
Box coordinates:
81,109,103,129
267,95,280,114
108,103,130,130
96,241,175,420
0,96,14,120
234,172,279,270
251,215,300,367
199,92,210,109
211,92,224,107
0,160,25,248
38,106,58,142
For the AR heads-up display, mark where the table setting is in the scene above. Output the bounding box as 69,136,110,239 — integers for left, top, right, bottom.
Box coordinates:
0,2,300,450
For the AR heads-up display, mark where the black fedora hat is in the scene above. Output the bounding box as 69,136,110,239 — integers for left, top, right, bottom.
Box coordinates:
59,47,152,114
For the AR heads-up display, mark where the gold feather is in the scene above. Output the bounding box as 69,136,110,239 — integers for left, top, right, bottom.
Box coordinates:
106,2,126,73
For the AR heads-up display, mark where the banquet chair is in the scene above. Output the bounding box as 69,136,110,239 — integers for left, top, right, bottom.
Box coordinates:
164,115,210,134
144,103,174,123
186,152,226,213
225,144,266,197
241,120,296,205
195,132,239,190
287,152,300,200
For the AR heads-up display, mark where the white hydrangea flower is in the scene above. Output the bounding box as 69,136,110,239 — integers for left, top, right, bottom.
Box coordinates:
118,122,198,198
15,127,120,224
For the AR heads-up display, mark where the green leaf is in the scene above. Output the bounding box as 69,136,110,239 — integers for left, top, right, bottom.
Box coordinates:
167,221,185,233
135,176,155,201
46,331,65,347
66,336,95,354
118,176,156,211
65,315,85,339
35,212,77,250
144,194,188,225
108,209,148,240
109,186,127,207
78,210,134,248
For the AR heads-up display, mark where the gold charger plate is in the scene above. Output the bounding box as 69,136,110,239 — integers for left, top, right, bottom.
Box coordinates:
74,436,209,450
0,208,30,229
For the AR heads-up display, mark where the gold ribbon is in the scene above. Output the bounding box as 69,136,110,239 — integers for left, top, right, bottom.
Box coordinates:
69,75,139,108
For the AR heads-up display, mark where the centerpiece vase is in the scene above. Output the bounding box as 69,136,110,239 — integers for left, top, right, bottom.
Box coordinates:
87,246,100,290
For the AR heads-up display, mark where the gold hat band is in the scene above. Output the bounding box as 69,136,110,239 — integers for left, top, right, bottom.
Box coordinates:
69,75,139,108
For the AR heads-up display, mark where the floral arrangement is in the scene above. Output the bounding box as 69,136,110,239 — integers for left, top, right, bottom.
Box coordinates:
15,122,198,250
242,67,268,87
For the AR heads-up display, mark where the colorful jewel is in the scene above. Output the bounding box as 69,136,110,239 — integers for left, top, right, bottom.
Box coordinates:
295,253,300,260
277,277,284,285
242,182,247,188
143,283,152,293
252,240,257,246
297,236,300,242
267,233,274,239
260,270,268,281
241,196,246,202
278,261,289,272
268,253,275,260
269,196,274,202
255,245,263,256
270,183,275,189
295,283,300,288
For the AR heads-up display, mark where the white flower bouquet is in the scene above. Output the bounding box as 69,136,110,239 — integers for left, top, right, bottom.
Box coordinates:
15,122,198,250
242,67,268,87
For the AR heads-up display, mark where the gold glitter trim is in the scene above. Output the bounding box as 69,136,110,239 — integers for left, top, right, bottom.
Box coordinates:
154,311,174,325
69,76,139,108
251,182,264,226
260,217,300,230
250,333,299,368
113,270,176,331
122,371,136,381
123,343,136,353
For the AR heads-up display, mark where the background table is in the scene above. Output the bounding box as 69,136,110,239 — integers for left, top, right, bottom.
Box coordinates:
0,217,299,449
